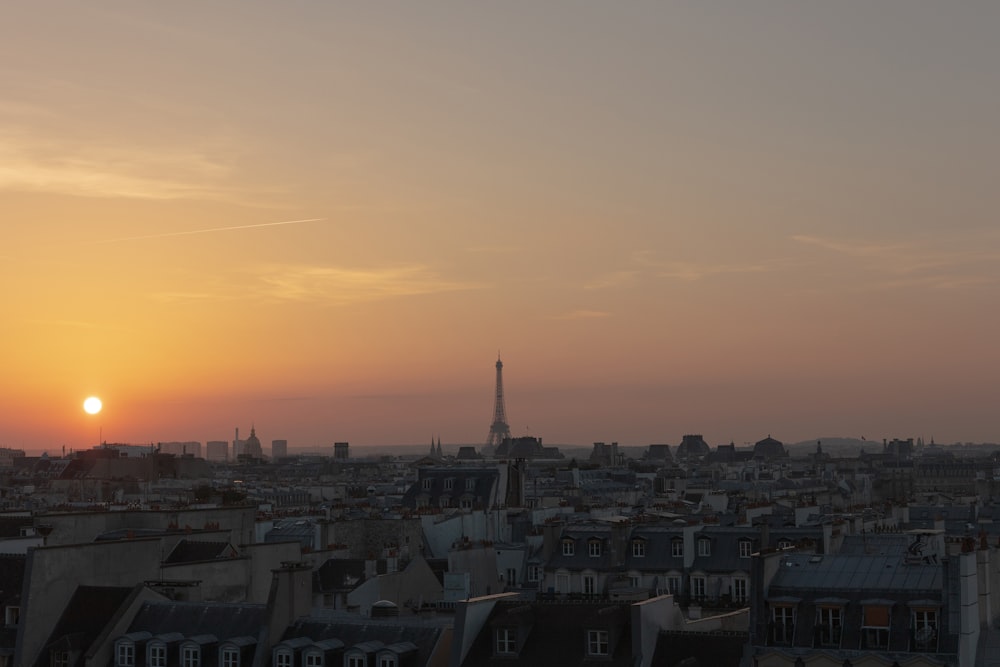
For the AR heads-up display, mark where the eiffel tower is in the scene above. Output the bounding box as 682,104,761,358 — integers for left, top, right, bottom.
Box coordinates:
485,353,512,453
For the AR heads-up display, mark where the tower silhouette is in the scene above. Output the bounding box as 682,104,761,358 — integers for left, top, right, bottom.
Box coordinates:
485,353,512,451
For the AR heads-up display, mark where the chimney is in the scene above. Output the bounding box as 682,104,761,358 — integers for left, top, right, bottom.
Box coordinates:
542,521,561,562
267,562,313,643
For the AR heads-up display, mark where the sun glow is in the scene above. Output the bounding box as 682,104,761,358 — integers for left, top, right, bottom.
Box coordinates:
83,396,102,415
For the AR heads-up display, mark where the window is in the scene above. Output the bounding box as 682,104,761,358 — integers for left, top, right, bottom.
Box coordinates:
671,539,683,557
466,478,476,491
632,540,646,557
378,656,396,667
739,540,753,558
347,656,365,667
221,648,240,667
667,575,681,594
817,607,842,647
305,654,323,667
777,539,792,550
51,651,70,667
422,478,432,490
732,578,747,602
913,608,937,650
496,628,517,655
556,573,569,594
182,646,201,667
862,605,890,649
5,606,19,626
629,574,642,588
587,629,609,656
772,605,795,645
583,574,596,596
562,539,575,556
691,576,706,598
439,495,451,508
506,567,517,585
697,538,711,557
149,644,166,667
117,642,135,667
459,498,473,510
589,540,601,557
527,565,541,582
444,478,454,491
274,651,293,667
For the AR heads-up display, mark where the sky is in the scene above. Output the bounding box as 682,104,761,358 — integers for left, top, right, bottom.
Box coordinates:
2,2,999,453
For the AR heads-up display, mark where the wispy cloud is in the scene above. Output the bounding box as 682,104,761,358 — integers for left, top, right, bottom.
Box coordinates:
654,261,772,282
586,251,775,290
584,270,638,290
95,218,326,244
549,309,612,320
790,233,1000,290
0,131,242,202
252,263,484,306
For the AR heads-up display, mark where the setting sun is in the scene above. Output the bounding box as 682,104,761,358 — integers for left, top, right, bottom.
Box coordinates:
83,396,103,415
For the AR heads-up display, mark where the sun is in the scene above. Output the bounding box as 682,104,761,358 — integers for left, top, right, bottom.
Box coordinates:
83,396,103,415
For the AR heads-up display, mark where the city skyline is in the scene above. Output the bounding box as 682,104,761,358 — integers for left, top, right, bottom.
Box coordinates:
3,3,999,451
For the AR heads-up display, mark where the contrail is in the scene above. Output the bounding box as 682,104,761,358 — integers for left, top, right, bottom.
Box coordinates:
94,218,326,244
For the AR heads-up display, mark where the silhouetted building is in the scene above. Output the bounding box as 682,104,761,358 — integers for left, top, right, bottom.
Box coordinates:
271,439,288,460
333,442,349,460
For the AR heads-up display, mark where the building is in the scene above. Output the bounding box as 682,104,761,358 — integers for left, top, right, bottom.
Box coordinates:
334,442,349,460
205,441,228,462
748,530,978,667
271,439,288,460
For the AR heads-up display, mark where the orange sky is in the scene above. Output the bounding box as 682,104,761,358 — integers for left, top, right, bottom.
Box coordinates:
2,3,999,453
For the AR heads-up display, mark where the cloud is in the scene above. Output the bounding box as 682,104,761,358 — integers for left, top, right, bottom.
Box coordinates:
0,131,243,202
790,233,1000,290
584,270,638,290
95,218,326,244
549,309,612,320
654,261,772,282
252,263,485,305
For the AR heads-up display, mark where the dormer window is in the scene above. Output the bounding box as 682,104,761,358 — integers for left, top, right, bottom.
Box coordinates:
220,647,240,667
148,642,167,667
495,627,517,655
274,650,293,667
182,645,202,667
422,478,432,490
862,604,891,649
771,604,795,645
697,538,711,557
671,538,683,557
51,651,70,667
632,539,646,557
817,605,843,647
562,539,575,556
377,656,396,667
588,539,602,557
444,478,454,491
739,539,753,558
346,656,365,667
116,642,136,667
466,478,476,491
586,629,609,656
304,654,324,667
912,608,938,651
777,539,792,550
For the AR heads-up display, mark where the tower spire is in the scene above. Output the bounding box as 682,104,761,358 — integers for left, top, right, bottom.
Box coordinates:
485,353,512,453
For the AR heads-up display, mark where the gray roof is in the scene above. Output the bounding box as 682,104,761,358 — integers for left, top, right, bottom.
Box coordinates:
770,552,942,592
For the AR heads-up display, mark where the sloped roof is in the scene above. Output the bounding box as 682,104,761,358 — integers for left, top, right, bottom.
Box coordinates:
163,539,233,564
127,600,268,640
282,611,446,667
35,585,135,667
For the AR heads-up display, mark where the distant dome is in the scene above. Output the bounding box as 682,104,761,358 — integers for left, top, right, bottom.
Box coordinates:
675,434,710,459
753,435,788,459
